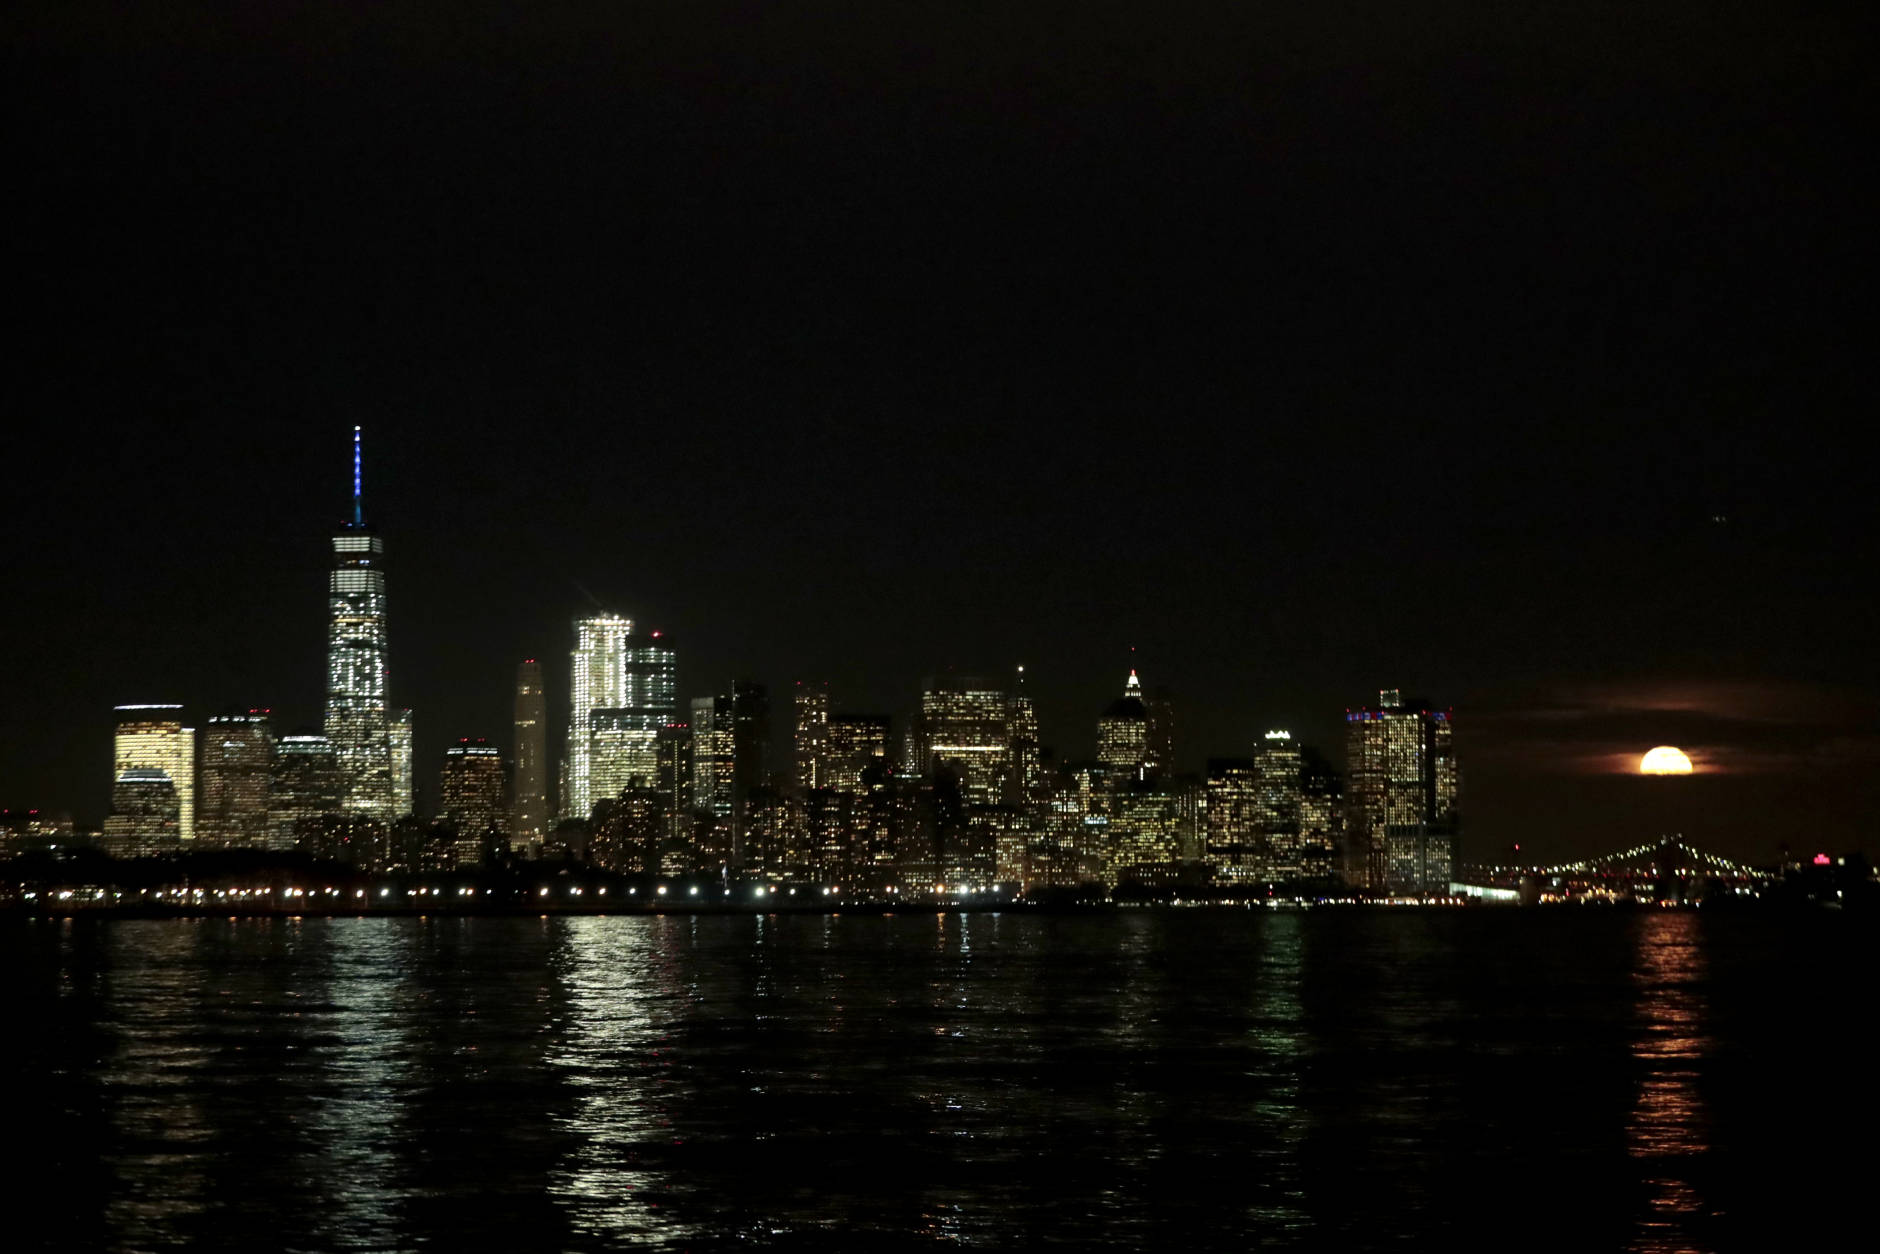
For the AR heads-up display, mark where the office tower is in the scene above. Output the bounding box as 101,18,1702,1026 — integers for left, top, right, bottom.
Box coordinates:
654,722,693,868
690,695,736,818
438,738,506,865
825,714,890,793
271,731,342,850
589,787,663,874
1297,747,1344,884
324,428,396,823
512,659,550,847
101,769,180,855
741,784,801,880
565,613,632,823
1106,780,1186,886
113,704,196,843
1254,730,1305,879
1096,671,1150,780
589,709,655,805
388,709,413,819
439,739,506,836
588,629,679,807
1345,690,1458,894
801,786,852,885
199,710,272,848
793,680,830,792
1009,666,1043,801
678,681,767,870
915,675,1015,806
1143,689,1174,779
731,680,769,799
1027,772,1092,888
1204,757,1262,883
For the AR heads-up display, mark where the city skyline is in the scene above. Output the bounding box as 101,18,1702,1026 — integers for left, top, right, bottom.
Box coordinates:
3,11,1862,1254
7,8,1869,864
2,423,1869,868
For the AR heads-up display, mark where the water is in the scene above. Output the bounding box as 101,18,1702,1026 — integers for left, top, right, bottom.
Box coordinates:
4,910,1868,1251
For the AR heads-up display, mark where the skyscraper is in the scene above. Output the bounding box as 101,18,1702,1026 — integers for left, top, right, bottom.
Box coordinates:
1204,757,1262,883
793,680,830,792
915,675,1015,807
324,427,397,823
825,714,890,793
438,738,507,862
654,721,694,868
1254,730,1305,879
199,710,272,848
113,705,195,843
1096,671,1151,781
565,613,633,823
388,708,413,819
101,769,180,855
731,680,769,804
271,731,342,850
512,659,550,848
1009,666,1043,802
582,627,677,815
1344,690,1458,894
690,694,736,818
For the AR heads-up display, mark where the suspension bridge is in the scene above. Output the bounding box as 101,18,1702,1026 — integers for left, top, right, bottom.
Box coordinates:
1463,836,1774,903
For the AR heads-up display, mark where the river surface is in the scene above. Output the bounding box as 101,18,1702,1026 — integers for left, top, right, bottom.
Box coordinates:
3,909,1867,1251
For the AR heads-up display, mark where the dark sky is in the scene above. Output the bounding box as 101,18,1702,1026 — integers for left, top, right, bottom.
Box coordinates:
6,3,1870,862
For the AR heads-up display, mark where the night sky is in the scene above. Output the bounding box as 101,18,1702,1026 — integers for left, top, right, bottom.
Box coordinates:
6,3,1869,861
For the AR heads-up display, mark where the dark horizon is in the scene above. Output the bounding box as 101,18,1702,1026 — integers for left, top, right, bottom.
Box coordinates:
7,4,1870,862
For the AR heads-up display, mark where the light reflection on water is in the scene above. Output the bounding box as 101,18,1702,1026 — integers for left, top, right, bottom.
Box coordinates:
3,909,1850,1251
548,915,695,1245
1628,912,1715,1254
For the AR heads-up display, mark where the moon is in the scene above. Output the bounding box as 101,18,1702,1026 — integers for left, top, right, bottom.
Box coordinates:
1640,746,1694,775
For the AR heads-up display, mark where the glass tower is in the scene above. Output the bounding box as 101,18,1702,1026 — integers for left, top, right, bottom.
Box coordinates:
324,427,396,823
512,659,550,847
200,710,272,848
1344,691,1458,894
112,704,195,842
566,613,633,823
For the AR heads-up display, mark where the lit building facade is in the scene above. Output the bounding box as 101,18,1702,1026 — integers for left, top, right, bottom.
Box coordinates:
1096,671,1150,780
512,659,550,848
199,710,272,848
1297,747,1344,883
113,704,196,843
825,714,890,793
690,694,736,819
565,613,633,822
388,709,413,819
1204,757,1262,882
438,738,507,861
793,680,830,792
1009,667,1044,802
324,428,397,823
102,769,181,855
915,676,1015,807
1345,690,1458,894
1254,730,1305,879
1106,780,1186,885
654,722,693,868
271,731,342,850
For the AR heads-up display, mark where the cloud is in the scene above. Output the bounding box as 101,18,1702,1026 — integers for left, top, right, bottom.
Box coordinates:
1461,677,1879,776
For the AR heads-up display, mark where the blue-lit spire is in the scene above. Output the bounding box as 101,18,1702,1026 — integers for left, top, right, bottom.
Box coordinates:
352,425,363,526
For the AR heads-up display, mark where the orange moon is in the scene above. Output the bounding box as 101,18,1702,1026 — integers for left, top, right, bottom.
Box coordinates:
1640,746,1694,775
